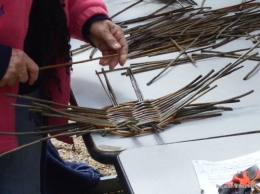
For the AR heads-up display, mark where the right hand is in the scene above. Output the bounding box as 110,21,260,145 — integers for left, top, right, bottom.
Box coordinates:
88,20,128,70
0,48,39,87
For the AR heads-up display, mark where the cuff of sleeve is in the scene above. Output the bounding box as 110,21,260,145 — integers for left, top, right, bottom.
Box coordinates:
0,45,11,80
82,14,110,47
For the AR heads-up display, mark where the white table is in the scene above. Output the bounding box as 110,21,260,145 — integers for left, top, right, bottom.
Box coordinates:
115,133,260,194
71,0,260,156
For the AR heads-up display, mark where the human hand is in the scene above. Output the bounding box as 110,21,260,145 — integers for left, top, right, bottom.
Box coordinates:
0,49,39,87
88,19,128,70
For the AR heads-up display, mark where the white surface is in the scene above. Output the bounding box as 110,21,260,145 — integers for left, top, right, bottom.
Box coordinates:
117,134,260,194
193,151,260,194
71,0,260,151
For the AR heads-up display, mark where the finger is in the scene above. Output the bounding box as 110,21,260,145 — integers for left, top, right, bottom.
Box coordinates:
100,49,119,70
100,28,121,51
100,51,112,66
107,25,128,66
109,51,120,70
18,67,29,83
0,65,18,86
102,33,121,50
115,32,128,66
25,57,39,85
109,59,118,70
2,71,18,86
18,75,28,83
119,44,128,66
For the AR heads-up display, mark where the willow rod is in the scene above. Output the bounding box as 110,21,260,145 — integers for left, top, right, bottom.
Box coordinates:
0,127,119,158
39,54,119,70
110,0,143,19
243,62,260,80
170,38,196,66
146,31,205,86
149,0,177,15
7,93,106,114
115,5,193,25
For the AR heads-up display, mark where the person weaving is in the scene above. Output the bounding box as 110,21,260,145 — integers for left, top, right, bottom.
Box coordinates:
0,0,128,193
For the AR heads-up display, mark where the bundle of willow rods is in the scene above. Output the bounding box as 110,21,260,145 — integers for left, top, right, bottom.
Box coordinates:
119,0,260,83
78,0,260,84
124,1,260,58
73,0,260,58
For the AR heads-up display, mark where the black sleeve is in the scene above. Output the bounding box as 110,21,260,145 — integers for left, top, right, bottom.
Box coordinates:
82,14,110,46
0,44,11,80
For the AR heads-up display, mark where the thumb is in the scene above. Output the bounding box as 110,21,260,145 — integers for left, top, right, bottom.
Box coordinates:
100,26,121,50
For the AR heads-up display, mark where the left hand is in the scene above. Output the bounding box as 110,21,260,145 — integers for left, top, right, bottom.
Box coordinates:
88,19,128,70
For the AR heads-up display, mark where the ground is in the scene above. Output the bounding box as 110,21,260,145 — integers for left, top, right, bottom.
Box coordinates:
51,136,117,176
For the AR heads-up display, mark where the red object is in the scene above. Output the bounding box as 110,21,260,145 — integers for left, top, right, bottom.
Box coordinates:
218,165,260,194
228,166,260,187
233,170,259,186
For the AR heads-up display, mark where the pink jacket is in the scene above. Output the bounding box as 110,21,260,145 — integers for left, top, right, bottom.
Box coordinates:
0,0,108,153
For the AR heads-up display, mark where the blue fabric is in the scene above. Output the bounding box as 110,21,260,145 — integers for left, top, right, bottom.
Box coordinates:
0,89,42,194
0,44,11,80
45,140,102,194
0,89,102,194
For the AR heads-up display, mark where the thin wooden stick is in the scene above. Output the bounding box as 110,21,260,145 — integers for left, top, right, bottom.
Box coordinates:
0,127,119,158
110,0,143,19
243,61,260,80
170,38,196,66
89,47,98,59
201,0,206,8
147,31,205,86
149,0,176,15
39,54,118,70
